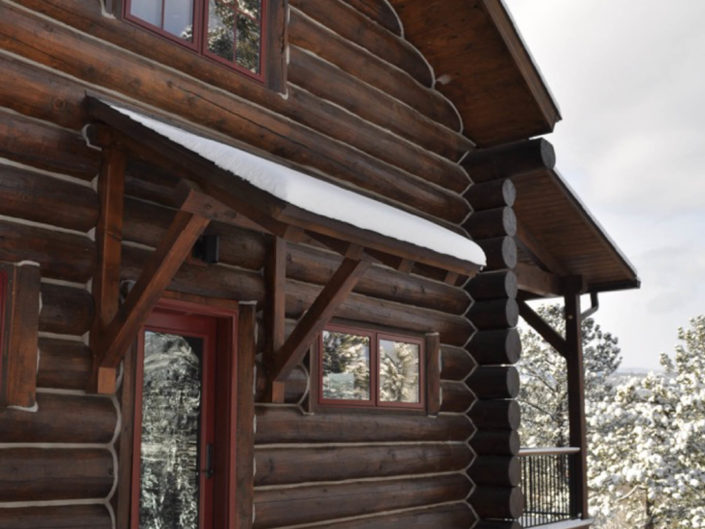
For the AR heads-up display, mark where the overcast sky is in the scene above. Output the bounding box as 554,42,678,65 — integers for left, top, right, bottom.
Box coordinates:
502,0,705,370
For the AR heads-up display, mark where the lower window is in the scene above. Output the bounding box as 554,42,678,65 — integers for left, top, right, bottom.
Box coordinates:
131,302,237,529
316,324,425,411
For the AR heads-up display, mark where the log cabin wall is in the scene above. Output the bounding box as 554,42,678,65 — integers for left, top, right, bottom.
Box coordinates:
0,0,488,527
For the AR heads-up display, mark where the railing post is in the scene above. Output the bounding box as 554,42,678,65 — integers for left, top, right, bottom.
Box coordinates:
564,278,589,519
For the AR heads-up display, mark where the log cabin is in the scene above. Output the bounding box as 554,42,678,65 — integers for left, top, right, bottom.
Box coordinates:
0,1,639,528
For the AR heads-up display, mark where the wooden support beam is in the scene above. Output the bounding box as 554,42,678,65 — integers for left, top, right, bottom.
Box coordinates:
271,253,369,389
265,237,287,402
564,279,589,519
89,144,126,394
462,138,556,183
425,333,441,415
515,220,567,275
515,262,563,298
517,300,567,357
95,194,210,390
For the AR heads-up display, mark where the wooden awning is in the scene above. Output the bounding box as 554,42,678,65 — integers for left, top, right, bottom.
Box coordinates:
390,0,561,146
85,97,485,277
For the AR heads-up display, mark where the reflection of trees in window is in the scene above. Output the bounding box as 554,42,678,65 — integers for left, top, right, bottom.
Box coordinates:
140,331,202,529
321,331,370,401
379,340,420,403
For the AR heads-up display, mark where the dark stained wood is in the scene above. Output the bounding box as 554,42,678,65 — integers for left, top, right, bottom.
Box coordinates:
294,502,476,529
463,138,556,182
467,298,519,330
0,448,113,501
474,521,521,529
236,303,257,529
0,163,98,232
272,257,369,384
37,338,91,390
464,207,517,239
255,365,308,404
469,399,521,431
39,284,93,336
0,393,115,444
2,263,40,407
253,473,472,528
516,219,568,275
468,366,520,399
470,485,524,519
441,380,476,413
476,237,518,270
97,206,210,375
518,299,567,357
340,0,403,36
515,262,563,298
441,345,477,381
426,333,441,414
465,178,516,209
289,7,459,130
467,270,518,301
0,505,112,529
255,407,475,443
254,444,472,486
0,220,94,282
264,237,287,402
0,109,100,179
471,430,521,456
469,456,521,487
290,0,433,87
467,328,521,365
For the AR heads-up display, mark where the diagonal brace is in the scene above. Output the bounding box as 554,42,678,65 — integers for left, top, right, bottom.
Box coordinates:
518,299,567,357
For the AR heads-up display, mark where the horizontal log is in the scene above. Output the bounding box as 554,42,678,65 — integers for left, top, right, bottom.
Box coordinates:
255,407,475,443
474,521,521,529
463,207,517,239
0,6,466,226
0,109,99,180
466,328,522,365
340,0,402,35
469,399,521,431
470,430,521,457
0,504,112,529
39,284,93,336
476,237,517,270
0,448,113,501
469,456,521,487
295,502,476,529
254,473,472,528
37,338,91,390
464,179,517,209
254,364,308,404
287,243,471,314
462,138,556,183
441,381,476,413
441,345,477,380
0,220,95,282
0,163,97,232
0,392,115,444
467,299,519,330
466,270,518,301
467,366,520,399
290,0,433,87
255,443,472,486
470,485,524,519
289,8,459,131
289,45,470,167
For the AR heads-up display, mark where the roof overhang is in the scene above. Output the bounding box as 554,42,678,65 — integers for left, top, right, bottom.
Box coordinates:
84,97,485,280
390,0,561,146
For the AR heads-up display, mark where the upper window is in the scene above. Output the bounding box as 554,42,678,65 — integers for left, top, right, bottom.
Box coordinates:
315,324,426,411
125,0,267,80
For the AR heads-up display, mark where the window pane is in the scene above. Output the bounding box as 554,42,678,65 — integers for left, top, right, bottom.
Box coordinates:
235,12,261,73
379,339,420,403
237,0,261,20
322,331,370,400
140,331,202,529
130,0,162,27
164,0,194,40
207,0,235,61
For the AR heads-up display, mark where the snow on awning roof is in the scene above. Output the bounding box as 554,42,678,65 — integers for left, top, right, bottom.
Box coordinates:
106,103,486,269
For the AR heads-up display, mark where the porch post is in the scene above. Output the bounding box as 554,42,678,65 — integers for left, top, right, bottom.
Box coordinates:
564,278,589,519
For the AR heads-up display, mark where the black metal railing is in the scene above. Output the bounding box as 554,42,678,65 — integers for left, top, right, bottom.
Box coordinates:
519,447,579,528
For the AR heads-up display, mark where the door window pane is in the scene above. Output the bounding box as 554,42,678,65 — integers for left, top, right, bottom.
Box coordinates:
379,339,420,403
164,0,194,40
321,331,370,401
139,331,203,529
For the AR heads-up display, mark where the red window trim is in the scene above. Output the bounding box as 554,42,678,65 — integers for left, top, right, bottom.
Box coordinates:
123,0,268,83
315,323,426,412
130,298,239,529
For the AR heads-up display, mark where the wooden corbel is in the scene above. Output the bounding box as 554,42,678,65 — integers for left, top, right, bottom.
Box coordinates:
517,299,568,358
266,239,369,402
